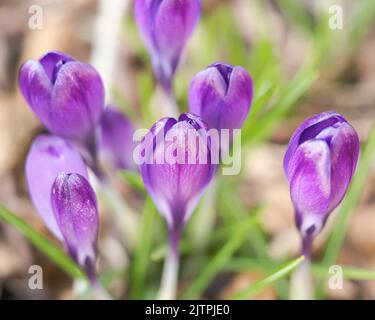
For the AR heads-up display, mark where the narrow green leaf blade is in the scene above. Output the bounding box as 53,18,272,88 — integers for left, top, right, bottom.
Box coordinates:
129,197,157,299
0,204,84,279
181,216,257,299
230,256,305,300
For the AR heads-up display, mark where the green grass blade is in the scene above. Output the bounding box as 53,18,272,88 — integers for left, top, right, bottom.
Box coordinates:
244,67,318,145
230,256,304,300
120,170,146,194
129,197,157,299
0,204,84,279
181,217,257,299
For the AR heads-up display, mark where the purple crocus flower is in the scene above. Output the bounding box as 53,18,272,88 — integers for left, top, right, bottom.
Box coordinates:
25,135,88,240
139,113,215,299
189,62,253,135
134,0,201,92
98,106,137,171
51,172,99,279
19,51,104,141
284,111,360,254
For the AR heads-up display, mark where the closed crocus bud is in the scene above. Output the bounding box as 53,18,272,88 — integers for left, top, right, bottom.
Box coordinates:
51,173,99,278
19,51,104,140
139,113,216,299
98,106,137,171
284,112,360,242
134,0,201,92
140,113,216,230
25,135,88,240
189,62,253,134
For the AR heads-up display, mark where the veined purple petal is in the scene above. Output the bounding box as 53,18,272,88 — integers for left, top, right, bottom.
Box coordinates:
49,62,104,139
188,62,253,133
98,106,137,171
51,173,99,271
19,51,105,140
25,135,88,240
140,113,216,229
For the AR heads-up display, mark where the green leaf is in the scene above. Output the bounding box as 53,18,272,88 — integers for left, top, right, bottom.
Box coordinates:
129,197,158,299
230,256,304,300
181,216,258,299
120,170,146,194
244,66,318,145
0,204,84,279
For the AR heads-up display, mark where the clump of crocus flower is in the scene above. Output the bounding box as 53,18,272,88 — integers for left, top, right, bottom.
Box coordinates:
189,62,253,136
19,51,105,161
134,0,201,94
25,135,104,296
138,113,216,299
284,111,359,298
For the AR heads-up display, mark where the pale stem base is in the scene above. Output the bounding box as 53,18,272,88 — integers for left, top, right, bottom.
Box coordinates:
157,228,181,300
162,85,179,118
290,236,314,300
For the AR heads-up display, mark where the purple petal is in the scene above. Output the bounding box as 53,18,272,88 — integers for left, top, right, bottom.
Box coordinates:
51,173,98,270
283,111,346,178
49,62,104,139
98,106,137,171
288,139,331,237
25,135,88,240
327,121,360,211
221,66,253,130
189,67,228,130
19,60,53,129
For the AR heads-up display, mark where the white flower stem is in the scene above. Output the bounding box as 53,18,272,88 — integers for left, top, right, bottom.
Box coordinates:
157,228,181,300
162,85,179,118
90,277,112,300
290,236,314,300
